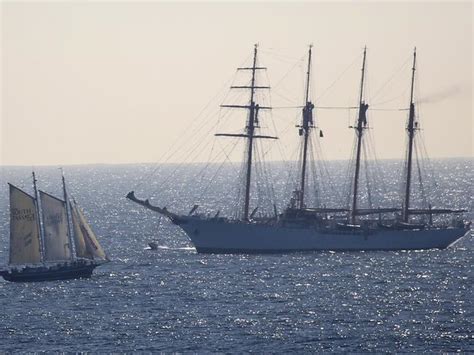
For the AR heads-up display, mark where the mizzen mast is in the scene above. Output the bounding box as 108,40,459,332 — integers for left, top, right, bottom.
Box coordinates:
297,45,315,209
350,47,369,224
403,48,417,222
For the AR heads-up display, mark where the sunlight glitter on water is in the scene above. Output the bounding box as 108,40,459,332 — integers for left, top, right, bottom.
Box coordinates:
0,160,472,352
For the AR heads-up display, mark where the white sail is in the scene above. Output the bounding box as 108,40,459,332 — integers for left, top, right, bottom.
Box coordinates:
39,191,71,261
9,184,42,265
70,202,87,258
70,202,107,260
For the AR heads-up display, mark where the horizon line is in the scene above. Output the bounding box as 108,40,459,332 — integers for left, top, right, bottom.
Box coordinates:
0,155,472,168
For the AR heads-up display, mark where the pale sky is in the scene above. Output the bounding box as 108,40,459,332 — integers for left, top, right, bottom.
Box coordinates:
1,1,472,166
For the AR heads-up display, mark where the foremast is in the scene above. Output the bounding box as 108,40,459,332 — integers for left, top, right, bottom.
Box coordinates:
403,48,417,223
217,44,276,221
296,45,315,210
350,47,369,224
242,45,259,221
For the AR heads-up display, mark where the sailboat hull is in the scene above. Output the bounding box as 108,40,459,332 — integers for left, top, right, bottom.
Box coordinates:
0,261,102,282
177,217,470,253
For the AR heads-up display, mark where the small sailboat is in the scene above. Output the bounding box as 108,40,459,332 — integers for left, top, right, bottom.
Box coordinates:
0,171,108,282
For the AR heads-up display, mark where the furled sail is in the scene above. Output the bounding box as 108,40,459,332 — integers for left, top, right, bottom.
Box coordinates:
9,184,42,265
70,202,107,260
39,191,71,261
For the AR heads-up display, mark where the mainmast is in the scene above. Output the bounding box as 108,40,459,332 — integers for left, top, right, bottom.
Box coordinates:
217,44,276,221
297,45,315,209
403,48,417,222
61,169,76,260
32,171,46,262
350,47,369,224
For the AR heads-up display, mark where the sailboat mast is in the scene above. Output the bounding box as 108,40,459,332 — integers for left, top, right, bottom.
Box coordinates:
403,48,417,222
242,44,259,221
32,171,46,262
351,47,368,224
216,45,275,221
61,169,76,260
299,45,314,210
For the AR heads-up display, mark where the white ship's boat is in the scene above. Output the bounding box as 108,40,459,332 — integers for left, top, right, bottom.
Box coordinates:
127,45,470,253
1,172,109,281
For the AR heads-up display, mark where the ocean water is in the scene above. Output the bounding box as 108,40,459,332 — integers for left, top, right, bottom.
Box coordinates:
0,159,472,352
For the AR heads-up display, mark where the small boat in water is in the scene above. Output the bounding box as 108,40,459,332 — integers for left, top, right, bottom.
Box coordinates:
148,242,159,250
0,172,109,282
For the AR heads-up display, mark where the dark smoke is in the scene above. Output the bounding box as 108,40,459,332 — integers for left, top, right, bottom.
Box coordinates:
417,83,470,104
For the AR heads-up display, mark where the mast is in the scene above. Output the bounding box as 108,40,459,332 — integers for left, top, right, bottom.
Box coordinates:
298,45,315,209
61,169,76,260
216,44,276,221
242,44,259,221
403,48,417,222
32,171,46,262
351,47,369,224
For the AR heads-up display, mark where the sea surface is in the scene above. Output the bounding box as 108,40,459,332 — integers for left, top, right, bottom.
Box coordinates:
0,159,472,352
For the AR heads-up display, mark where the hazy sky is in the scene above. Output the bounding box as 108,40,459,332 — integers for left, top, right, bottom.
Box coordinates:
1,1,472,166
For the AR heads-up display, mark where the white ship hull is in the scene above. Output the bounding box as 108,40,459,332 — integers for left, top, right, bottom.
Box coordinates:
176,217,470,253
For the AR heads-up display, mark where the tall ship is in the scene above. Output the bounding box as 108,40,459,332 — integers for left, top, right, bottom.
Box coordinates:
127,45,470,253
1,172,108,282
